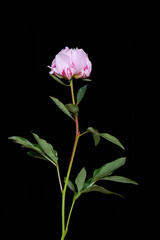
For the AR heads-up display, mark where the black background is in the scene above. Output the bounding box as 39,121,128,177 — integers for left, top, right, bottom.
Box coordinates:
2,1,144,239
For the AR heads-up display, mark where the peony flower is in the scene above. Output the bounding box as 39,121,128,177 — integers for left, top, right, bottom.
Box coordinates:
48,47,92,80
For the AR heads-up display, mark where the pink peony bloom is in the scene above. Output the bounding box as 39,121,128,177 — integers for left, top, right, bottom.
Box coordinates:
48,47,92,80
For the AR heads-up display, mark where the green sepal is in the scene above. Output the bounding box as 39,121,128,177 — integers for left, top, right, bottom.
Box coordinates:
82,78,92,82
49,74,70,87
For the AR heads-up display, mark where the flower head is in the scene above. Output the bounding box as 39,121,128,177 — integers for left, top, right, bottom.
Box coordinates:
48,47,92,80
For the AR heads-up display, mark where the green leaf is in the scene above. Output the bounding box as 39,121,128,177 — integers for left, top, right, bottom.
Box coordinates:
9,136,34,148
9,135,58,165
49,74,70,87
75,167,87,192
87,127,124,149
76,85,88,105
83,184,124,198
65,103,79,114
92,157,126,182
102,175,138,185
83,178,93,190
93,168,101,178
50,96,74,120
87,127,100,146
64,178,76,192
32,133,58,164
100,133,125,150
27,151,47,161
68,180,76,192
8,136,44,155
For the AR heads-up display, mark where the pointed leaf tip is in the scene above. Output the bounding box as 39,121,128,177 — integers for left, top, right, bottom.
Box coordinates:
100,133,125,150
83,184,124,198
87,127,125,149
102,175,139,185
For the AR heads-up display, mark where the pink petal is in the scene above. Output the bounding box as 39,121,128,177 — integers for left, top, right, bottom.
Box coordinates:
76,58,92,79
55,49,72,75
72,49,87,72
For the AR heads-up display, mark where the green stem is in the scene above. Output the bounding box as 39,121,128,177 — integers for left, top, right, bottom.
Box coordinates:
70,79,79,135
61,79,80,239
65,195,76,234
61,134,79,236
61,192,66,238
70,79,76,105
61,231,66,240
